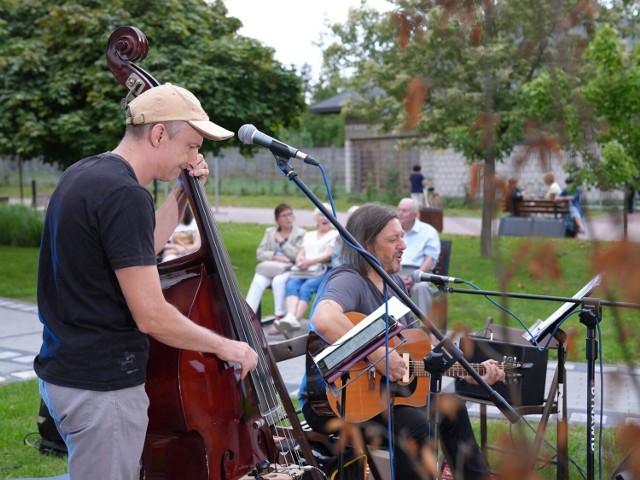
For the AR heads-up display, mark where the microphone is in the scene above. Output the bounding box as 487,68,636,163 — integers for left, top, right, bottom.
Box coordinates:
412,270,463,284
238,124,319,166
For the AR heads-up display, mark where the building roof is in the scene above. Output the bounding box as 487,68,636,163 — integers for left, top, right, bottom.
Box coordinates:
308,91,357,114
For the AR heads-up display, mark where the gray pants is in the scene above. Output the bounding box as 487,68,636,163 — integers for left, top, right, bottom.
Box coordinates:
400,265,436,316
39,379,149,480
410,281,435,315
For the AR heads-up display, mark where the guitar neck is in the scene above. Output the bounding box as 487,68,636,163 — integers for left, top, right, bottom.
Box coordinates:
446,363,487,378
411,361,488,378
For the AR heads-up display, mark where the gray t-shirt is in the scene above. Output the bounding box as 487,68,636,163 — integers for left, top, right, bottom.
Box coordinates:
312,265,415,336
300,265,414,405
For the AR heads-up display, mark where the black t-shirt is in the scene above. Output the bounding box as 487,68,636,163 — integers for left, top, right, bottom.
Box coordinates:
34,152,156,391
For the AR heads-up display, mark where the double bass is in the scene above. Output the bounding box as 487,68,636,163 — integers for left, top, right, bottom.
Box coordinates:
106,26,319,480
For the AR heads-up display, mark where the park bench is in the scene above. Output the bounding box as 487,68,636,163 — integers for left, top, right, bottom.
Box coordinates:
510,199,569,218
500,199,570,238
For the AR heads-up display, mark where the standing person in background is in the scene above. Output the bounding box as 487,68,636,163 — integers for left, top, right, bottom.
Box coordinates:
397,198,441,316
34,84,258,479
626,182,637,214
275,205,338,337
543,171,562,200
409,164,428,207
245,204,306,333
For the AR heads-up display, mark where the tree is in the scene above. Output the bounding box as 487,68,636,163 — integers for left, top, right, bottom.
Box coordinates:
281,74,347,148
320,0,601,257
0,0,306,169
578,25,640,237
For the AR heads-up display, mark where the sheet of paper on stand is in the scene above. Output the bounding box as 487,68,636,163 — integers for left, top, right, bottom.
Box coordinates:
522,273,603,344
313,296,409,384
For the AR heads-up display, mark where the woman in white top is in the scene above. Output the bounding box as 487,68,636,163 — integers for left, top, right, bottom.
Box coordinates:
543,171,562,200
275,206,338,337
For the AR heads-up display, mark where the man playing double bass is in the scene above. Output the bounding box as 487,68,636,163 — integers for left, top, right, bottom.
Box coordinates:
299,203,504,479
35,84,258,479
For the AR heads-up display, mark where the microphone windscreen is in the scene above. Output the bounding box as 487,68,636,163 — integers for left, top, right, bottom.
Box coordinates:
411,269,422,283
238,124,256,145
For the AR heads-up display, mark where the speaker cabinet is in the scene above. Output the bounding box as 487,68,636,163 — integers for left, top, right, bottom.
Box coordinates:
454,335,549,407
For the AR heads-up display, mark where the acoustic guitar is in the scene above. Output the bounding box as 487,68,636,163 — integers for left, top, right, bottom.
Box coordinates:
312,312,521,424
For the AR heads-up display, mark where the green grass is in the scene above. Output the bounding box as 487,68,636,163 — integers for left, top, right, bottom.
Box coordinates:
475,416,626,479
0,246,40,302
0,380,68,479
0,205,43,247
0,380,628,479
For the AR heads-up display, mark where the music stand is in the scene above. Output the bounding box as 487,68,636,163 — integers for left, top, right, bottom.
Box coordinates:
522,274,602,345
523,274,602,480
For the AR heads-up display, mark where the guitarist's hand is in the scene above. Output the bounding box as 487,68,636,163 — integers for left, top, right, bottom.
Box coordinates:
467,359,505,385
368,348,406,382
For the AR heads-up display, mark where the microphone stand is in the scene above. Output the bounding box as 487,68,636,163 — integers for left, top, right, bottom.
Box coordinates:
271,153,521,427
432,282,640,480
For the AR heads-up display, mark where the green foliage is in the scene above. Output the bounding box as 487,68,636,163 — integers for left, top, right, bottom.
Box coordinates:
0,0,305,169
321,1,598,162
581,140,637,190
383,166,401,204
0,205,43,247
516,69,582,147
578,25,640,191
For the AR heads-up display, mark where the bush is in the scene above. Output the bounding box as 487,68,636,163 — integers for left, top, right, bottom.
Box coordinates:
0,205,43,247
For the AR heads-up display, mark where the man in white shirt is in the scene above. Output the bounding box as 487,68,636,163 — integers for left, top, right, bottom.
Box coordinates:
397,198,441,316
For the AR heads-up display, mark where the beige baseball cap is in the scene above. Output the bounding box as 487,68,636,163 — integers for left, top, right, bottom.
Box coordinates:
126,84,234,141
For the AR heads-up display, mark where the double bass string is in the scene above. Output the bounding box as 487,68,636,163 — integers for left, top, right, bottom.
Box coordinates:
190,175,305,469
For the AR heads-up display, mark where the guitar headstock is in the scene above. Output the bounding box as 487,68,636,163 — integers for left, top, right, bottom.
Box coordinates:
502,355,537,385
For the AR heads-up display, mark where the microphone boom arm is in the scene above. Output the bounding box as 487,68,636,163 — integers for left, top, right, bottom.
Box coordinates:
270,153,520,424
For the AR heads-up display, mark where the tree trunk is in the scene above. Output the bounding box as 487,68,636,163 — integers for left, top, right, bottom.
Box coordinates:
479,2,498,259
480,158,496,258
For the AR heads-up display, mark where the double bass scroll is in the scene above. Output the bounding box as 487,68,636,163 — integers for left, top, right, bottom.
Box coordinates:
105,26,319,480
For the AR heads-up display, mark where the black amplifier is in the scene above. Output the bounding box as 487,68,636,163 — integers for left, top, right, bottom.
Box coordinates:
454,335,549,407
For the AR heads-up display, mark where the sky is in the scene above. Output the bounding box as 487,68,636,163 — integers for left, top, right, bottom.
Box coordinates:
224,0,394,82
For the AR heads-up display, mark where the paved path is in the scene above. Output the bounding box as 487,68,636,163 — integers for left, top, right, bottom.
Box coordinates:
213,205,640,242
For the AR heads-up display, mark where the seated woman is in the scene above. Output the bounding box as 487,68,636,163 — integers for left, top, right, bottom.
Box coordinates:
543,171,562,200
505,177,530,215
245,204,306,327
161,207,201,262
275,206,338,337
